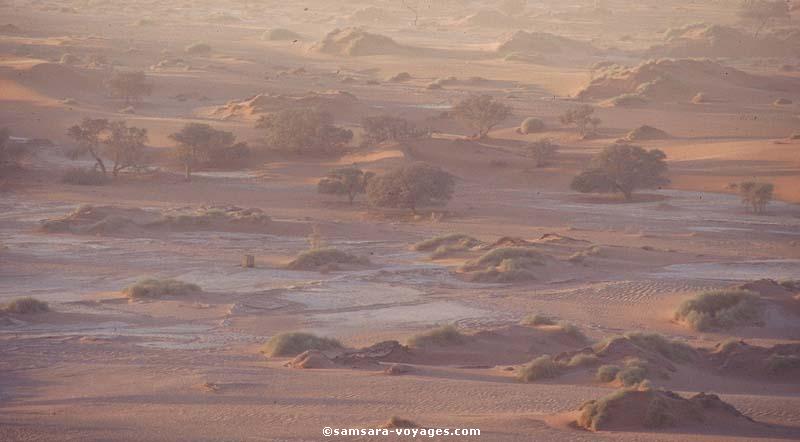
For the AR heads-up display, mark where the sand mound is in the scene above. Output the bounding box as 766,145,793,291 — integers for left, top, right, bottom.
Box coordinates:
624,125,671,141
286,248,370,271
496,31,598,56
287,341,411,370
577,388,753,431
708,340,800,380
454,10,525,28
11,62,97,96
651,24,800,58
209,91,360,120
576,58,800,102
311,28,414,56
40,205,272,235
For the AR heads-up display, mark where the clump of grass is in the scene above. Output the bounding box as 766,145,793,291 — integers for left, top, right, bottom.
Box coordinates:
384,416,419,429
577,389,631,431
616,358,649,387
567,353,600,368
262,332,342,357
3,297,49,314
518,355,562,382
674,290,762,331
556,322,587,341
286,248,369,271
407,325,465,348
413,233,480,252
595,364,621,382
462,247,545,283
622,332,696,363
462,247,544,271
123,278,201,299
520,313,555,326
61,167,109,185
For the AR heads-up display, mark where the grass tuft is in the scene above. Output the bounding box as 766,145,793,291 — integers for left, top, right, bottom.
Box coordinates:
407,325,466,348
123,278,201,299
262,332,342,357
3,297,49,314
674,290,762,331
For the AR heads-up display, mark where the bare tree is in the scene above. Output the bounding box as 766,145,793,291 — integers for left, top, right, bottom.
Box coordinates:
452,95,512,139
67,118,110,174
738,181,774,213
106,121,148,176
560,105,601,138
739,0,790,39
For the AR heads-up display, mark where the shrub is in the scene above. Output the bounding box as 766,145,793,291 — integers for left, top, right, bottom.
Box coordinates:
407,325,465,347
286,248,369,271
518,355,562,382
567,353,600,368
452,95,512,139
257,108,352,156
106,71,152,104
560,105,600,137
773,98,792,106
61,167,109,185
362,116,425,144
528,138,558,167
462,247,544,271
571,144,668,201
556,322,587,341
261,28,302,41
262,332,342,357
366,162,455,213
623,332,696,362
3,297,49,314
123,278,201,299
387,72,411,82
674,290,762,331
519,117,545,134
185,42,212,55
616,359,649,386
318,167,374,204
520,313,555,326
737,181,774,214
595,364,621,382
413,233,481,252
0,128,28,166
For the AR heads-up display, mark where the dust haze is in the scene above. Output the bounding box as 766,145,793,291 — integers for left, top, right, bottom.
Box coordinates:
1,0,800,440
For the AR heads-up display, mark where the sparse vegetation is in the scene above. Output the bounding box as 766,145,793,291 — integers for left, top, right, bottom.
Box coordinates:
520,313,556,326
318,167,374,204
560,105,601,137
519,117,545,134
184,42,212,55
738,0,790,39
169,123,242,181
571,144,669,201
106,71,152,105
595,364,621,382
262,332,342,357
362,116,425,144
0,128,29,167
257,108,352,155
452,95,512,139
737,181,774,214
407,325,465,347
766,354,800,374
622,332,696,363
567,353,600,368
366,162,454,214
3,297,49,314
61,167,109,185
616,358,649,386
286,248,369,271
518,355,561,382
384,417,419,429
528,138,558,167
461,247,545,283
123,278,201,299
674,289,763,331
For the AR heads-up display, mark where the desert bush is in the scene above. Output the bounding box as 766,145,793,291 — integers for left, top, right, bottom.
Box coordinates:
463,247,544,271
560,105,601,137
571,144,668,201
61,167,109,185
59,53,79,64
528,138,559,167
286,248,369,271
567,353,600,368
595,364,621,382
622,332,696,362
261,28,302,41
3,297,49,314
106,71,152,104
737,181,774,214
407,325,465,347
519,117,545,134
452,95,512,139
556,322,588,341
257,108,352,156
318,167,374,204
413,233,481,256
674,289,762,331
366,162,454,213
520,313,556,326
123,278,201,299
616,359,649,386
518,355,562,382
169,123,241,181
185,42,212,55
362,116,425,144
262,332,342,357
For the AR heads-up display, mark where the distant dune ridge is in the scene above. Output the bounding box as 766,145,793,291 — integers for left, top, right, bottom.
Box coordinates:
650,23,800,58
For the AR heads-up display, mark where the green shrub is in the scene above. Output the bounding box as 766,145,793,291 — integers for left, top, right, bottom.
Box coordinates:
61,167,109,185
123,278,201,299
518,355,562,382
3,297,49,314
286,248,369,270
262,332,342,357
595,364,621,382
407,325,465,347
674,290,762,331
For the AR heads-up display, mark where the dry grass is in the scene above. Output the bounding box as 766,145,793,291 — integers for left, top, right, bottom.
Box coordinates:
518,355,562,382
123,278,201,299
595,364,621,382
3,297,49,314
262,332,342,357
286,248,369,271
567,353,600,368
520,313,555,326
384,417,419,429
413,233,481,259
461,247,545,283
674,290,762,331
407,325,465,348
620,332,696,363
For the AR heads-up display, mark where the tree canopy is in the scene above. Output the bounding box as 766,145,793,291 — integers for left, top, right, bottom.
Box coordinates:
366,162,455,213
452,95,511,139
571,144,668,200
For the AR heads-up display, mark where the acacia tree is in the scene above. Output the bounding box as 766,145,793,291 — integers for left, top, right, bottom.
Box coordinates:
560,105,601,137
317,166,374,204
257,108,352,155
169,123,236,181
106,121,148,176
107,71,153,104
571,144,668,201
67,118,110,173
739,0,790,39
366,162,455,213
528,138,559,167
452,95,512,139
738,181,774,214
361,116,425,145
